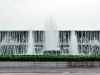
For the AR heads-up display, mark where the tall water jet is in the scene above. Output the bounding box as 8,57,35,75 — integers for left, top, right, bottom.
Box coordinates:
43,15,61,55
70,31,78,55
27,27,35,55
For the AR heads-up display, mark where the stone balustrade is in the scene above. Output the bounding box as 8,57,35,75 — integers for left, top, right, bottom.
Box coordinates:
0,61,99,68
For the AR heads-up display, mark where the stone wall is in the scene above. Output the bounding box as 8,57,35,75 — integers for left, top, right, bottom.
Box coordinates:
0,61,100,68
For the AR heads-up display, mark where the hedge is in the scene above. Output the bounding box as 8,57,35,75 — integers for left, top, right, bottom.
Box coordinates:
0,55,100,61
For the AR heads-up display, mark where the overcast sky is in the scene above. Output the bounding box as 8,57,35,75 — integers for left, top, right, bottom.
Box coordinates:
0,0,100,30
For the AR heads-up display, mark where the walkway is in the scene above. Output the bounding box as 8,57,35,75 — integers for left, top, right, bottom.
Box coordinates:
0,68,100,73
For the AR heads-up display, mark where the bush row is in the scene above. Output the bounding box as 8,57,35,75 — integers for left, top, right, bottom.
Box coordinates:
0,55,100,61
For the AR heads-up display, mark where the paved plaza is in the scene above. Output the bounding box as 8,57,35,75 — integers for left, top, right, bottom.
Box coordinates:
0,68,100,73
0,68,100,75
0,73,100,75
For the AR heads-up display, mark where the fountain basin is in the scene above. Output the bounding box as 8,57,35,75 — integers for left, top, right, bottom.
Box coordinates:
43,48,62,55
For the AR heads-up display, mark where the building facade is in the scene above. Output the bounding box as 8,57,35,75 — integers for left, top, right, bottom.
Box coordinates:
0,30,100,55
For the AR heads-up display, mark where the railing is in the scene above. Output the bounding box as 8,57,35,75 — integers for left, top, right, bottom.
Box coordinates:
0,61,99,68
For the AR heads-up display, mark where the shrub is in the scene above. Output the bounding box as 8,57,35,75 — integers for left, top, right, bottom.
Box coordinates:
0,55,100,61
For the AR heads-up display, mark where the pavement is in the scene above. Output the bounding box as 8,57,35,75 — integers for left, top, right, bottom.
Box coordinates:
0,68,100,75
0,67,100,73
0,73,100,75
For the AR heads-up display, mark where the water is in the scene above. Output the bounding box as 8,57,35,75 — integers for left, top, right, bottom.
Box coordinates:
70,31,78,55
0,30,100,55
44,15,60,54
0,16,100,55
0,34,18,55
27,27,35,55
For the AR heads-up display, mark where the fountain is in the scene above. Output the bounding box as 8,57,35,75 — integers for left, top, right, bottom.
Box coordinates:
27,27,35,55
0,34,18,55
43,15,61,55
0,15,100,55
70,31,78,55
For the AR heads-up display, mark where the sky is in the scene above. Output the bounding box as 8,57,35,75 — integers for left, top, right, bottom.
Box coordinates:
0,0,100,31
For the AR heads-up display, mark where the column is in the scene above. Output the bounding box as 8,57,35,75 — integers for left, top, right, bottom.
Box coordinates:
19,31,20,43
